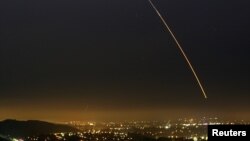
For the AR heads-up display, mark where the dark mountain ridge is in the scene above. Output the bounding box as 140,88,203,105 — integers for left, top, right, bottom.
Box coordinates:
0,119,79,137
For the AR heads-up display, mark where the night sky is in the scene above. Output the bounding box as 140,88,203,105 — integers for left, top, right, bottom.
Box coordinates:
0,0,250,122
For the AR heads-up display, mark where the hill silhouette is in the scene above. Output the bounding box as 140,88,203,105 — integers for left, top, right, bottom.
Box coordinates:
0,119,79,137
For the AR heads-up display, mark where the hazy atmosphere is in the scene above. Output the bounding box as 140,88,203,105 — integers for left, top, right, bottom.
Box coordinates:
1,0,250,122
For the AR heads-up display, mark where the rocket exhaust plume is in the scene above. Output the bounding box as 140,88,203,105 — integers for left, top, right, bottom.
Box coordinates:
148,0,208,99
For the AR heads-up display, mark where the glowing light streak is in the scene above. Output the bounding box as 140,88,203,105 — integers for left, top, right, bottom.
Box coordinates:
148,0,208,99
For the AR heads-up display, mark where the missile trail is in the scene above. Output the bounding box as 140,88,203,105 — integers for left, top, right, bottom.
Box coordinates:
148,0,208,99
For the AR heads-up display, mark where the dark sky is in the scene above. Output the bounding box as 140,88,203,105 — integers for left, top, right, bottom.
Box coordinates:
0,0,250,121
